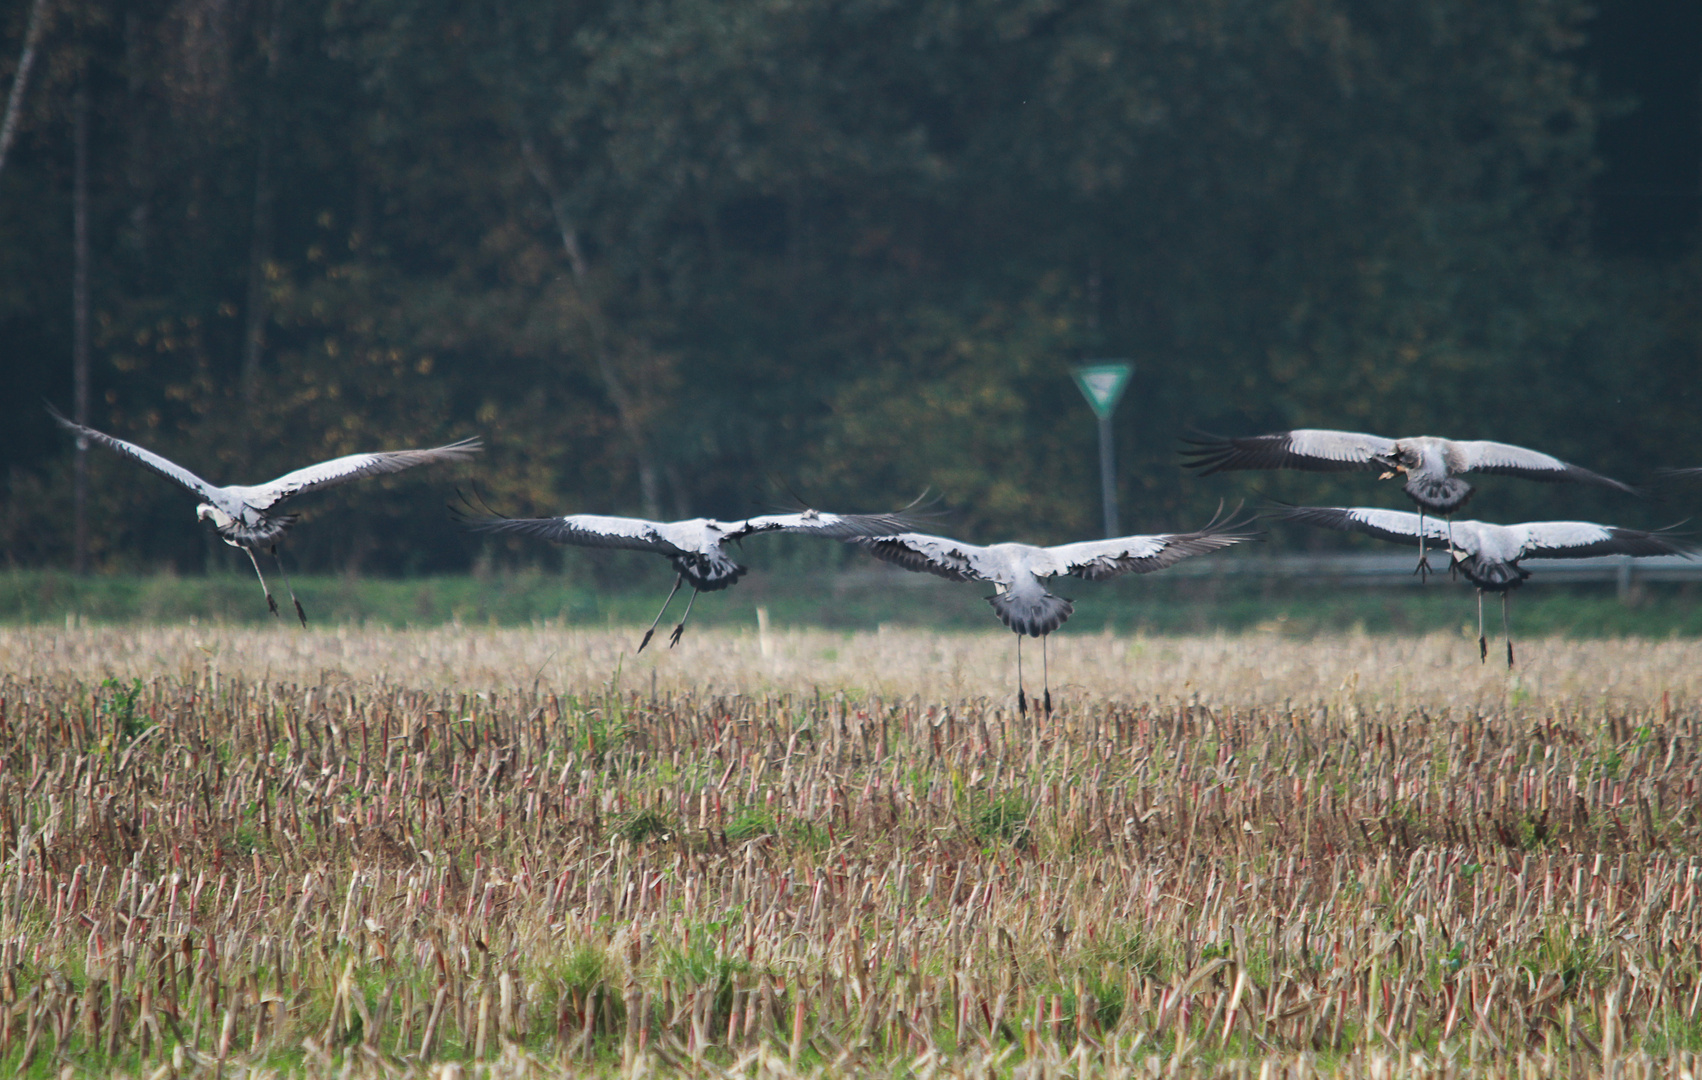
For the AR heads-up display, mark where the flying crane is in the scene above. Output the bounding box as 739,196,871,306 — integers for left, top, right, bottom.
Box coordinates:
51,406,480,625
1276,506,1693,667
852,510,1249,714
457,503,924,651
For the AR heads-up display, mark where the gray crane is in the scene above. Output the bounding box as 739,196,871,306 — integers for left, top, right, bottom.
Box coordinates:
457,505,923,651
853,513,1249,714
1277,506,1693,667
51,407,480,624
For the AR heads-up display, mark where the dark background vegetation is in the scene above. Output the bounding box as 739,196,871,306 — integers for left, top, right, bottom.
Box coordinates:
1,0,1698,579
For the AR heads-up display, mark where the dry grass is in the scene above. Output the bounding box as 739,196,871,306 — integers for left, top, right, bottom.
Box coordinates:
8,623,1702,706
1,625,1701,1078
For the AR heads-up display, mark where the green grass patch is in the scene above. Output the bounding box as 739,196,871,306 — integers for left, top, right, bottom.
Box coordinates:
6,567,1702,637
968,791,1033,847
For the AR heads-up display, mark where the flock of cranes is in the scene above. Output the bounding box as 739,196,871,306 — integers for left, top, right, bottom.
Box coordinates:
1181,431,1639,581
50,408,1698,713
1183,429,1693,667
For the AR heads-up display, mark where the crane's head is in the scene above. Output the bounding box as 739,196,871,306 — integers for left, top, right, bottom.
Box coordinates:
196,503,234,529
1374,443,1418,481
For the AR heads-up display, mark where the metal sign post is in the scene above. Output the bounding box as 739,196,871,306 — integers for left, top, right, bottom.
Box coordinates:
1072,361,1133,537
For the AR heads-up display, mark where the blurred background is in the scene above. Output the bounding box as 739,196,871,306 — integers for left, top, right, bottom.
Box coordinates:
0,0,1697,589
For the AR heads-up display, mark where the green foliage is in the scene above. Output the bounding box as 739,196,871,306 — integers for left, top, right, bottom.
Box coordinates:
616,807,676,845
528,943,625,1053
968,791,1033,847
1513,928,1601,1000
1080,930,1171,1008
97,676,148,751
556,944,612,999
726,805,778,843
570,691,631,767
654,920,749,1029
1501,812,1553,852
4,0,1697,576
1086,972,1127,1033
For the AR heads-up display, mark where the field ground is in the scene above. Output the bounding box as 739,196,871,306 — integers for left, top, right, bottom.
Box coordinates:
5,568,1702,640
2,626,1702,1077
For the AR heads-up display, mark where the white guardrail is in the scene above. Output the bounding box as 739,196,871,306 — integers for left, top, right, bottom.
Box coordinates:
1167,552,1702,595
835,553,1702,598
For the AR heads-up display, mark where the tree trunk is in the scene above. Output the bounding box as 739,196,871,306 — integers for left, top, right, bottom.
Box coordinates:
241,0,283,431
521,137,664,520
123,12,151,269
0,0,49,182
240,136,274,409
72,82,90,575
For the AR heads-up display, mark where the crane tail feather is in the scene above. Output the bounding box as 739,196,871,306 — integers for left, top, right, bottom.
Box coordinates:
987,592,1073,637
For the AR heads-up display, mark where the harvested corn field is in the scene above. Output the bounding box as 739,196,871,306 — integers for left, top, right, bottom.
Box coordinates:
1,627,1702,1078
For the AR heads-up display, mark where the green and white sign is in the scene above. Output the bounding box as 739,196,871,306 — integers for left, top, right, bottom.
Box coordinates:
1072,361,1133,420
1071,360,1134,537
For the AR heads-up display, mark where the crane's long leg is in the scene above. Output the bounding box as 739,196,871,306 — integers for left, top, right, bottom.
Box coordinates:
1446,517,1459,581
1042,634,1052,718
638,575,684,652
1503,592,1514,669
1414,509,1432,583
667,588,700,648
1016,635,1028,717
271,545,307,627
243,546,280,619
1477,591,1487,663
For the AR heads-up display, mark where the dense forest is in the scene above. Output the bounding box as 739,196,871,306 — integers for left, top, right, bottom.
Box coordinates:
1,0,1698,575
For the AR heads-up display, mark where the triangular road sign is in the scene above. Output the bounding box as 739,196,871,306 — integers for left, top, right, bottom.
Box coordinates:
1073,361,1133,420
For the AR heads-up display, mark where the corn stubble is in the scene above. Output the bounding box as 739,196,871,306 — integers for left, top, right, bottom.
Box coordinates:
1,628,1701,1077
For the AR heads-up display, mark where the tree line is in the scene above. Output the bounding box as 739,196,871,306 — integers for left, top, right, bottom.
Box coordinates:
1,0,1696,576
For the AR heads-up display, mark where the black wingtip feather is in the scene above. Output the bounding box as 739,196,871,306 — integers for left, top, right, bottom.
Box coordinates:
44,400,76,429
447,486,567,542
1602,524,1698,559
447,484,507,528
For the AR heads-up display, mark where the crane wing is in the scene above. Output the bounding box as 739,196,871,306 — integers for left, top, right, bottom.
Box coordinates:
49,406,224,502
853,532,985,582
1050,524,1248,582
1181,429,1395,475
457,511,687,555
1514,521,1693,560
731,508,926,541
1277,506,1451,549
1452,441,1635,493
249,437,481,508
